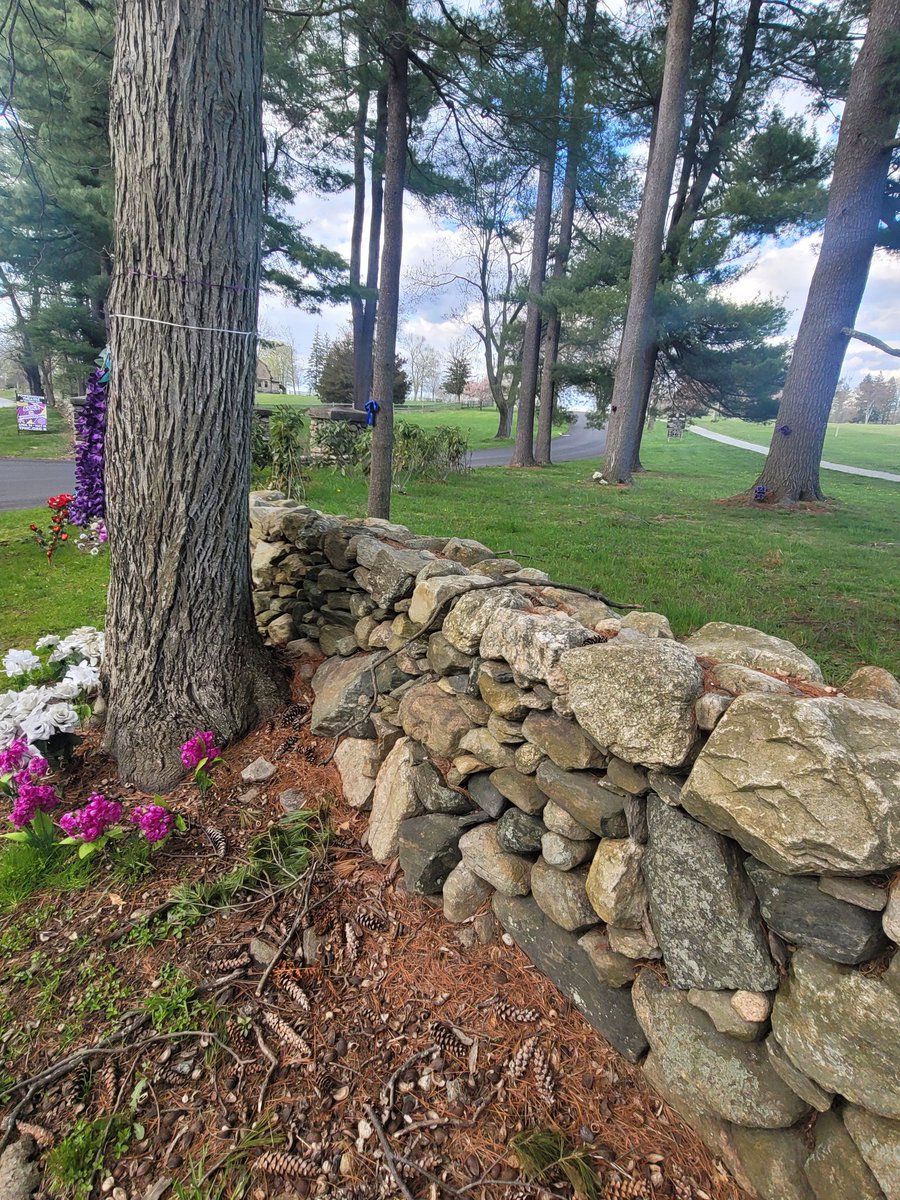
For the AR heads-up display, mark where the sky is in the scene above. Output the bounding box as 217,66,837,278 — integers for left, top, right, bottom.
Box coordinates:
259,181,900,392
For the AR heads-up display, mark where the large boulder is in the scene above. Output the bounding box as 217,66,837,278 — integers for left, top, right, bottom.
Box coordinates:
334,737,382,809
521,711,605,771
683,621,823,682
643,796,778,991
441,587,528,654
746,859,888,964
311,653,384,738
804,1113,885,1200
585,838,648,929
844,1105,900,1198
681,694,900,875
844,665,900,707
398,814,464,894
493,893,647,1061
530,859,598,933
368,739,422,863
480,609,598,688
441,536,495,566
367,545,435,607
772,950,900,1119
535,760,628,837
633,972,810,1129
407,574,495,626
560,640,703,769
398,682,474,758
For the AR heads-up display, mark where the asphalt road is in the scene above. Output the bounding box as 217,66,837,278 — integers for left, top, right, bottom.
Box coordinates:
469,412,605,466
0,458,77,512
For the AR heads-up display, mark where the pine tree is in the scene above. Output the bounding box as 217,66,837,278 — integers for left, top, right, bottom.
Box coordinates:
443,353,472,403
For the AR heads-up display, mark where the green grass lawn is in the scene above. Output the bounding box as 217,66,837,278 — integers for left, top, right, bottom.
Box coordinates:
695,416,900,474
0,406,73,460
2,427,897,680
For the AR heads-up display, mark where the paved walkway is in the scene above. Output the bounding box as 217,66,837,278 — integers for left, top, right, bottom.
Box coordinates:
688,425,900,483
469,412,604,467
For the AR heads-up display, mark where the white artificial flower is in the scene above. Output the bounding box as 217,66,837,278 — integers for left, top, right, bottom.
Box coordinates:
35,635,61,650
64,661,101,694
3,649,41,678
48,678,81,701
43,702,79,734
0,716,18,751
18,708,55,744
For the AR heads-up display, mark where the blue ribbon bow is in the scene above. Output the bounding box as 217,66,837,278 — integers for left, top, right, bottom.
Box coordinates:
364,399,380,427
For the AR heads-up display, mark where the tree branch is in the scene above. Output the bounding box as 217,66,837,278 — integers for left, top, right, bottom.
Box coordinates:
842,327,900,358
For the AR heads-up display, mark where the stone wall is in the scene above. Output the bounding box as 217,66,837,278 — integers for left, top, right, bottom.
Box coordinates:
250,490,900,1200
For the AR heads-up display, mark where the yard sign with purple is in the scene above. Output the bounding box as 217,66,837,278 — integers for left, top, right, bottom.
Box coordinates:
16,395,47,433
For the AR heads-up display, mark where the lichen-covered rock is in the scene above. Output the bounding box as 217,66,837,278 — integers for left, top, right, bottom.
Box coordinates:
496,808,545,854
681,694,900,875
727,1127,817,1200
399,814,464,894
334,737,382,810
560,640,703,769
804,1113,885,1200
683,621,823,682
489,767,547,816
633,971,810,1128
442,536,495,565
745,858,888,964
426,632,475,676
487,714,526,744
818,876,887,911
481,609,598,687
459,727,517,769
585,838,648,929
311,652,397,738
368,739,422,863
535,760,628,837
398,682,474,759
764,1037,834,1112
541,831,595,870
515,742,545,774
686,989,767,1042
493,893,647,1061
711,662,794,696
884,877,900,944
530,859,598,933
407,573,495,626
542,799,593,840
621,611,674,639
644,796,777,991
251,538,292,587
458,824,532,896
771,950,900,1119
521,711,605,771
413,761,471,815
606,758,650,796
443,861,494,922
608,925,661,960
844,665,900,707
844,1105,900,1197
442,587,528,654
578,929,637,987
478,662,550,720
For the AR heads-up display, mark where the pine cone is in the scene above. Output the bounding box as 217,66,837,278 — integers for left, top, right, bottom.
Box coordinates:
344,921,361,965
209,951,251,973
274,736,299,760
277,975,310,1011
356,907,387,932
253,1149,318,1178
496,999,541,1024
429,1021,468,1057
506,1036,539,1081
281,703,309,729
530,1046,556,1108
203,826,227,856
604,1172,650,1199
262,1010,312,1058
15,1121,54,1149
94,1060,118,1112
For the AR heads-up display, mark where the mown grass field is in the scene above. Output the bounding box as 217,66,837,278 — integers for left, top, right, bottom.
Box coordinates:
0,406,73,460
695,416,900,474
2,427,896,681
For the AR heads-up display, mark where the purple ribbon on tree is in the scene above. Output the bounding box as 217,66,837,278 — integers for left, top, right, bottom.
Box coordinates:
69,351,109,527
364,400,380,427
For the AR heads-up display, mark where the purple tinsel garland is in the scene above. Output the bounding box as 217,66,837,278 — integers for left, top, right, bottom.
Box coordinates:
69,365,107,527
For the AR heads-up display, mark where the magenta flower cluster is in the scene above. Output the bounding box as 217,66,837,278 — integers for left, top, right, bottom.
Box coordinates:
59,793,123,842
181,731,220,770
131,803,174,844
0,739,29,775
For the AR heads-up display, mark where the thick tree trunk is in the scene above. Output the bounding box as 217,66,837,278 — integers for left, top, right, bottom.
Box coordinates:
105,0,283,790
495,402,514,439
602,0,697,484
536,0,597,465
350,36,369,410
754,0,900,502
510,0,567,468
359,85,388,409
367,0,409,519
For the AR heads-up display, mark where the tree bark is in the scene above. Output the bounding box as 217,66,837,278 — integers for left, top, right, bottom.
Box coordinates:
350,35,370,410
536,0,597,465
601,0,697,484
105,0,283,790
358,83,388,410
754,0,900,502
510,0,567,467
367,0,409,519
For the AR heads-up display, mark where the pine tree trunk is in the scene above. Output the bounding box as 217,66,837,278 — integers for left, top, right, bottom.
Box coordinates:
104,0,283,790
536,0,596,465
358,84,387,410
350,36,369,410
367,0,408,519
754,0,900,502
602,0,697,484
510,0,567,468
495,402,513,439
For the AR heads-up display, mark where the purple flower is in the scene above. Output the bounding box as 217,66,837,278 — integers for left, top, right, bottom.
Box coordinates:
753,484,768,502
777,424,792,436
69,364,108,528
180,731,220,770
9,782,59,829
131,803,175,844
26,756,49,779
58,793,122,842
0,739,29,774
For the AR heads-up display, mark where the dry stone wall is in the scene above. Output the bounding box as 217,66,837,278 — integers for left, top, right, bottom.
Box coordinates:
250,490,900,1200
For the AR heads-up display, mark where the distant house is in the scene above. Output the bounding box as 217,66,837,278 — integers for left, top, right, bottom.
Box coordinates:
256,358,285,394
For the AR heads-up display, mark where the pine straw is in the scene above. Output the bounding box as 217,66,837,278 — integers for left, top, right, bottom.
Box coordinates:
0,664,750,1200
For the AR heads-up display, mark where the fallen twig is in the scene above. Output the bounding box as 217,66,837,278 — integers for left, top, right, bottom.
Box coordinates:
253,1023,279,1114
255,863,317,997
364,1102,418,1200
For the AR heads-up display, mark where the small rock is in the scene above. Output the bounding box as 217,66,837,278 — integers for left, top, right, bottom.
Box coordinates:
605,758,650,796
530,859,598,933
413,761,471,815
368,738,422,864
883,876,900,943
468,772,508,818
489,767,547,815
695,692,733,730
521,710,605,771
541,799,592,839
687,988,767,1042
249,938,278,966
241,757,276,783
541,831,595,870
764,1037,834,1112
514,742,545,774
578,929,638,987
399,814,464,895
535,760,628,837
607,925,661,960
818,875,888,911
585,838,648,929
458,824,532,896
459,727,516,769
731,990,772,1023
620,611,674,639
843,664,900,707
302,927,323,965
496,808,545,854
